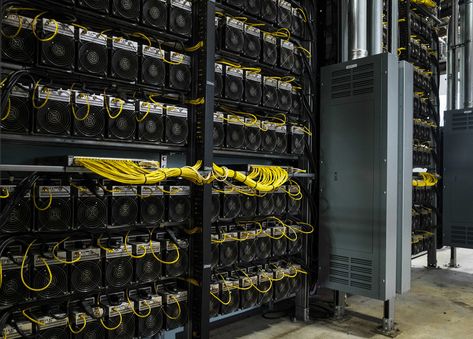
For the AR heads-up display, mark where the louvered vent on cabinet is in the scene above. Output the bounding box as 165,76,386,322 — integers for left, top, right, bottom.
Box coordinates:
328,254,373,291
450,225,473,247
330,63,375,99
451,112,473,131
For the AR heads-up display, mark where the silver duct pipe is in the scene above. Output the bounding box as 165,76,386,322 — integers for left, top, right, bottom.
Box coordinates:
464,0,473,108
370,0,383,55
348,0,368,60
448,0,459,110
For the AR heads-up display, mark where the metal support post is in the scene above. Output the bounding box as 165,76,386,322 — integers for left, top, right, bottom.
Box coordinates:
448,247,459,268
382,299,396,334
334,290,346,318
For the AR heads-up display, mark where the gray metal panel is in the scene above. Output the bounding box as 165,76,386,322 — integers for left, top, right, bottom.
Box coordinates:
319,53,399,301
396,61,413,294
443,108,473,248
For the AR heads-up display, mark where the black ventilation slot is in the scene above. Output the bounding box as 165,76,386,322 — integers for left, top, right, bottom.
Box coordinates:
329,255,373,291
452,112,473,131
451,225,473,246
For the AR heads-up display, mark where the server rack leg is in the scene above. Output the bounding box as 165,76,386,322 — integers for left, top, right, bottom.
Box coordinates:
382,299,396,335
427,233,438,268
334,290,346,319
448,247,459,268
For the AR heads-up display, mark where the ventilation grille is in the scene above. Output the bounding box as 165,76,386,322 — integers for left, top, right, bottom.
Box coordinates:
330,63,375,99
450,225,473,247
451,112,473,131
328,254,373,291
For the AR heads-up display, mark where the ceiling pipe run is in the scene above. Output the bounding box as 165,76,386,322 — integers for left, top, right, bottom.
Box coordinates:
348,0,368,60
464,0,473,108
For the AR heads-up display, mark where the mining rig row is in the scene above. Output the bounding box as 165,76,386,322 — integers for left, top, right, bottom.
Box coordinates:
398,1,441,257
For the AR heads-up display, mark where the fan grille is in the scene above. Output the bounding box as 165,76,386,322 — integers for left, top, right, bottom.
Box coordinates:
223,195,241,219
262,130,277,152
240,196,257,217
278,8,292,28
245,81,262,104
221,289,239,314
111,196,138,225
169,64,191,90
113,0,140,20
143,0,167,29
1,27,35,63
263,85,278,108
165,116,188,144
168,195,191,222
142,56,166,86
243,34,261,59
288,237,303,254
78,42,108,75
292,16,304,37
225,27,244,53
291,93,302,114
211,194,221,222
226,124,245,149
0,270,27,305
108,110,136,140
139,113,164,142
80,0,109,11
136,254,161,283
37,198,71,231
138,308,163,337
109,313,135,339
241,289,258,309
275,132,288,153
245,0,260,15
0,198,31,232
213,122,225,148
78,321,105,339
212,244,219,268
262,0,277,21
263,42,277,65
288,198,301,215
41,35,75,68
225,77,244,101
209,296,220,317
292,134,304,155
259,194,274,215
281,49,295,70
34,265,68,299
274,279,290,300
1,96,30,133
111,49,138,81
245,127,261,151
76,197,107,230
74,106,105,138
259,281,272,304
239,239,256,263
38,327,68,339
36,101,71,135
272,238,287,256
215,72,223,97
278,90,293,111
106,257,133,288
165,303,186,329
293,54,303,75
273,193,287,214
71,261,102,293
256,237,271,260
166,249,188,277
219,241,238,267
170,7,192,36
140,196,165,224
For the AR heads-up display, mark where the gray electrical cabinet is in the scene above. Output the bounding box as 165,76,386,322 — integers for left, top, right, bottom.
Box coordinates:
444,108,473,249
319,53,401,301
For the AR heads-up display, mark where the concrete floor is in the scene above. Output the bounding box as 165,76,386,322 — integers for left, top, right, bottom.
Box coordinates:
211,247,473,338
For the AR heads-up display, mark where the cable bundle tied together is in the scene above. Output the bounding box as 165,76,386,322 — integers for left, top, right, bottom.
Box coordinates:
412,172,439,187
74,158,291,193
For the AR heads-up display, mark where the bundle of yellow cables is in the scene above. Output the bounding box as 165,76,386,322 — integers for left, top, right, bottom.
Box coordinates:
74,158,290,193
412,172,439,187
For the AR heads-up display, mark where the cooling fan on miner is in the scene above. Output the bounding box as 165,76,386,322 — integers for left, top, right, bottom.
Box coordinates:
163,241,189,278
239,236,257,264
220,287,240,315
274,276,291,301
167,188,191,223
135,250,162,283
223,17,245,54
274,127,288,153
243,25,261,59
35,88,72,136
261,0,278,22
141,46,166,87
278,0,293,29
240,283,259,309
77,0,110,13
169,0,193,37
32,260,68,299
70,257,103,293
110,38,139,81
72,93,106,139
245,124,262,151
165,108,189,145
245,0,261,16
77,29,108,76
262,33,278,66
112,0,141,21
142,0,168,30
0,247,29,307
104,247,134,288
213,113,225,149
140,194,165,224
263,78,278,108
221,193,241,220
240,195,257,218
219,238,238,268
40,21,75,70
255,234,272,260
138,306,164,337
36,323,69,339
1,15,35,64
261,124,277,153
244,72,262,105
225,116,246,150
212,191,221,223
108,312,136,339
0,187,31,233
224,66,244,102
34,186,72,232
258,193,275,216
107,101,137,141
109,188,139,226
0,86,30,134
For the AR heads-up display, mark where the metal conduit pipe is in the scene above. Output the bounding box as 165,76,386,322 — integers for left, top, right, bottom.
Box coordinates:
348,0,368,60
448,0,459,111
464,0,473,108
370,0,384,55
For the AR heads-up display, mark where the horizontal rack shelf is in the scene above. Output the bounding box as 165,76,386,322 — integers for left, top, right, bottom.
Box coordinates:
213,148,299,161
1,134,186,153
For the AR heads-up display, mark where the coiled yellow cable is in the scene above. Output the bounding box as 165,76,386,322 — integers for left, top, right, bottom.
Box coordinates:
162,296,181,320
21,240,53,292
100,307,123,331
68,314,87,334
52,237,81,264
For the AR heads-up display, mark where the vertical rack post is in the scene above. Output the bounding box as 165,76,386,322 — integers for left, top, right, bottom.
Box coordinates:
187,1,216,338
